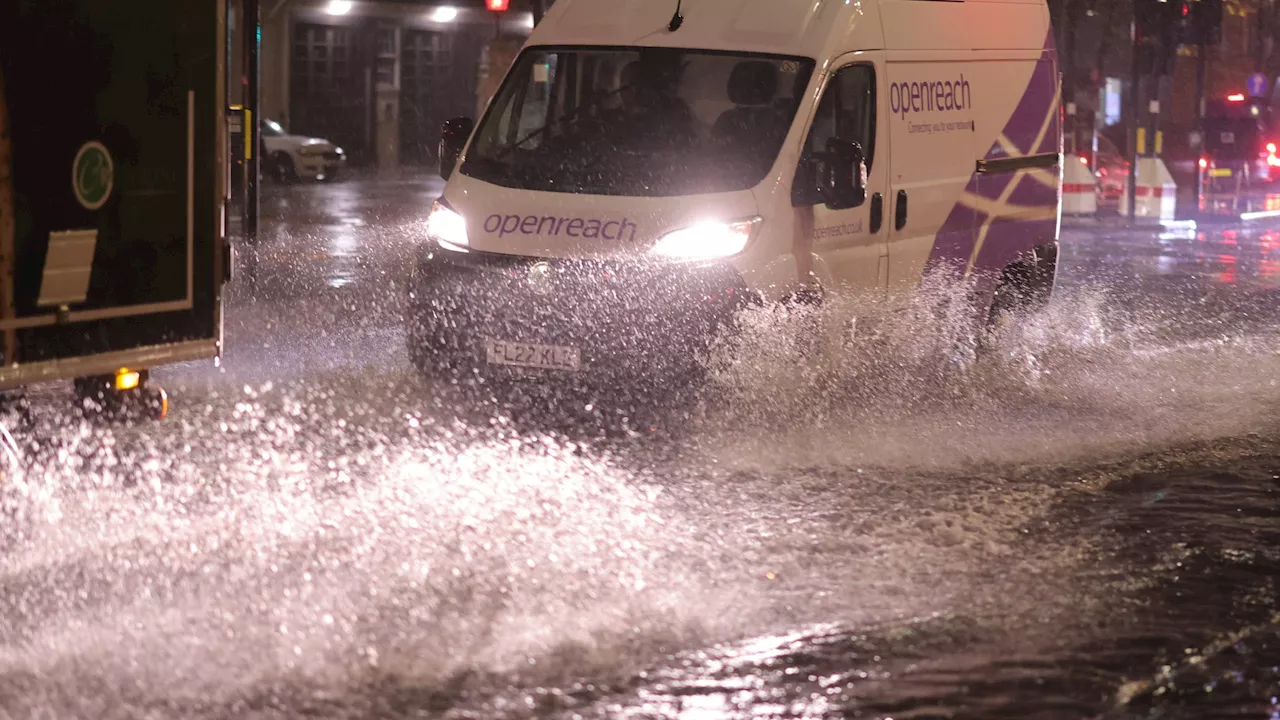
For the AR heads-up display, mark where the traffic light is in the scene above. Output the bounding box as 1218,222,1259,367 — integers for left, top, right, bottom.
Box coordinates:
486,0,509,10
1135,0,1159,42
1135,1,1180,42
1182,0,1223,45
1135,0,1181,75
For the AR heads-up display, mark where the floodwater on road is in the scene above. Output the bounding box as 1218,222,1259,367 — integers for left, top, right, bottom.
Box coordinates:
0,179,1277,718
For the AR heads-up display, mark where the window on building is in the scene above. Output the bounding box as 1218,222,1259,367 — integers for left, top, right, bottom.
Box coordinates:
375,26,399,89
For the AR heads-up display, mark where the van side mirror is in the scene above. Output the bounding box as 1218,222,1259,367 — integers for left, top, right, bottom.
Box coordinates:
792,138,867,210
817,138,867,210
439,116,474,180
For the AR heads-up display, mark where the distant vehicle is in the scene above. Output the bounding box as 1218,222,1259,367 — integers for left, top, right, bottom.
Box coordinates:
1079,134,1129,207
262,118,346,182
409,0,1061,402
1199,96,1280,187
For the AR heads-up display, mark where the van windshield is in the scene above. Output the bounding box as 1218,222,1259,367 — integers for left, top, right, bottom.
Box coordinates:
461,47,815,197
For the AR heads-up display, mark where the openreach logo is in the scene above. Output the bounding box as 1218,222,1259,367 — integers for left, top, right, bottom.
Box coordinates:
484,213,639,242
890,75,972,119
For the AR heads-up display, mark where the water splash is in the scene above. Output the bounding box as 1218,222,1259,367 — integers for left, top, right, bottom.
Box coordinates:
0,274,1278,716
697,275,1280,472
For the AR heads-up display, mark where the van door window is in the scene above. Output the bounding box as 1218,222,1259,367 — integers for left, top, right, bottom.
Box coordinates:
795,64,877,206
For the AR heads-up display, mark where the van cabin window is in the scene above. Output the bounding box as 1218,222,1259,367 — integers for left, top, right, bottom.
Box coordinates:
492,56,559,150
795,64,876,205
461,47,816,197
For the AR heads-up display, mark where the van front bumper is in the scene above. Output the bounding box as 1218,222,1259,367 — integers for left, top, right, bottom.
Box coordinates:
406,246,753,390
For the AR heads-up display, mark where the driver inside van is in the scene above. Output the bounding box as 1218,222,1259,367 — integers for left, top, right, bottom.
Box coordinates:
609,56,697,149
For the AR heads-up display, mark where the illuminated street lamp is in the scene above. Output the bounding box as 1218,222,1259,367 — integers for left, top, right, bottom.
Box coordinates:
326,0,354,15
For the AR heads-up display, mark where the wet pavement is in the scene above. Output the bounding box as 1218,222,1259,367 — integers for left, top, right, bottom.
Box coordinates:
0,174,1278,718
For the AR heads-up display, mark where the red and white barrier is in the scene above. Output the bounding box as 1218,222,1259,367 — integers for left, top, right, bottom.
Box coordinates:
1062,154,1097,215
1119,157,1177,221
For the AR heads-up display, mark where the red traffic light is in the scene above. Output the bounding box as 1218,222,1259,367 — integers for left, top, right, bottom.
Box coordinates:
486,0,509,10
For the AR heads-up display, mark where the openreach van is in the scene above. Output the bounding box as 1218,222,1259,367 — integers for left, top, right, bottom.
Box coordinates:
408,0,1061,398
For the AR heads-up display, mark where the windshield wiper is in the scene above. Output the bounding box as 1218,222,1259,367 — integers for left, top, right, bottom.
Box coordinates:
490,60,691,162
490,82,639,162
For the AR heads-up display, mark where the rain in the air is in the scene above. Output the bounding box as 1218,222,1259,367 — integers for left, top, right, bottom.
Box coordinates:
0,0,1277,717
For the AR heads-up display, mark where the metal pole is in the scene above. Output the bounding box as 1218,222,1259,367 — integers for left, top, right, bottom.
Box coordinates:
1193,44,1206,209
0,63,16,365
1148,89,1159,161
245,0,261,243
1063,0,1077,155
1127,2,1140,220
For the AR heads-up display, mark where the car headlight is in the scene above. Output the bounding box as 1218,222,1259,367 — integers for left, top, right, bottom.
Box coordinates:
427,200,469,252
650,217,761,260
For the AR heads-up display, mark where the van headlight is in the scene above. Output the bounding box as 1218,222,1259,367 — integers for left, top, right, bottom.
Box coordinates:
650,217,761,260
427,200,469,252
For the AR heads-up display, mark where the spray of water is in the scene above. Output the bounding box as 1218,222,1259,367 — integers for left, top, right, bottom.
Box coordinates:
0,389,766,717
696,272,1280,473
0,270,1278,716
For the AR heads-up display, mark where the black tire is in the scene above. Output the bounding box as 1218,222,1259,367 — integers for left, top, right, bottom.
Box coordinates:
405,309,447,382
979,246,1057,352
270,151,297,183
73,375,169,424
405,304,486,392
0,392,33,434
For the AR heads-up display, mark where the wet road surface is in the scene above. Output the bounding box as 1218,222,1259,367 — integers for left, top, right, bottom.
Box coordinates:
0,175,1278,718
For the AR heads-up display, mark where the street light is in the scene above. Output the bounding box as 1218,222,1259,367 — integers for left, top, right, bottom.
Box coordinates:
432,6,459,21
326,0,354,15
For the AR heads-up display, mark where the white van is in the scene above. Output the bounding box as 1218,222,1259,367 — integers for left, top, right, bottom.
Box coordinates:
408,0,1061,393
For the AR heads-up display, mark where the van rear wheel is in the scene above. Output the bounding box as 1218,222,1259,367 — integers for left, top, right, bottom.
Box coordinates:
979,246,1057,353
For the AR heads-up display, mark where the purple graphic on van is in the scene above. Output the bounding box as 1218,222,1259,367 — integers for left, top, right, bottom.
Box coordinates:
926,27,1060,288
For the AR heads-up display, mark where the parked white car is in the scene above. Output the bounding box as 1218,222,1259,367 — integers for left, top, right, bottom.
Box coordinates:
262,118,346,182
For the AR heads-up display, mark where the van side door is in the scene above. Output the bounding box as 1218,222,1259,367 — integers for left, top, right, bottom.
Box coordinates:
791,53,889,296
883,58,981,300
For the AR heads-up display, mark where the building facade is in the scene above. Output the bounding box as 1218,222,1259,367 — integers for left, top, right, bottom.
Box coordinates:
256,0,535,171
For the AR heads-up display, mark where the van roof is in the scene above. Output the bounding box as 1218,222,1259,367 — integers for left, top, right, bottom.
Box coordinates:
529,0,876,57
529,0,1048,59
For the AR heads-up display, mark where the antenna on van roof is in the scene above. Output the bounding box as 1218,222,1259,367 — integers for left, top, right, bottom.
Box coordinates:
667,0,684,31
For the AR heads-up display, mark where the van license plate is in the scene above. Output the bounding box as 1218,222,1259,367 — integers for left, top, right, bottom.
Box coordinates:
1209,168,1233,177
485,339,581,371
